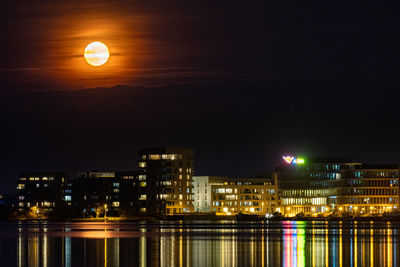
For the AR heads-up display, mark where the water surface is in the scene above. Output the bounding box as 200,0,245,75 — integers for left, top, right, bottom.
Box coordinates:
0,220,398,266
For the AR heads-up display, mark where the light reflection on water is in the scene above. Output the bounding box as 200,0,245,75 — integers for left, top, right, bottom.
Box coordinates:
0,220,398,266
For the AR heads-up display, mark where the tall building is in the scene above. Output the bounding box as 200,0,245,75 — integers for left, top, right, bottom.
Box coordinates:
16,172,67,216
193,175,280,216
277,156,359,216
138,147,194,215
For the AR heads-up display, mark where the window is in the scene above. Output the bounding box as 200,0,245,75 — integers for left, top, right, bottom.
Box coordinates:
162,154,178,160
17,184,25,190
149,154,161,160
139,195,147,200
65,195,71,201
139,162,146,167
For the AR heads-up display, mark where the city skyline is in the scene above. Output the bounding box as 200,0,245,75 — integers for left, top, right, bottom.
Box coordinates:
2,1,400,195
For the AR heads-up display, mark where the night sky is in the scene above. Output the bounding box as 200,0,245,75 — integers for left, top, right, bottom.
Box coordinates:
1,1,400,193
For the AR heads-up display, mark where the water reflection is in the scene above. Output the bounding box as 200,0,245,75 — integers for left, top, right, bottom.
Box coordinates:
0,220,397,266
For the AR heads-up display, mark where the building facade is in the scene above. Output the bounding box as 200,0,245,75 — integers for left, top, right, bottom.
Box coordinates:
71,171,122,217
138,147,194,215
193,175,280,216
338,164,399,214
277,157,359,216
278,156,400,216
16,172,67,216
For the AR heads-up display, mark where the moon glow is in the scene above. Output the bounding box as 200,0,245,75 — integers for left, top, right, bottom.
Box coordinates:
84,42,110,66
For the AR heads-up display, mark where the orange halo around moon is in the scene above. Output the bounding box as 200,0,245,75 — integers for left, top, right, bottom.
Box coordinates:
84,41,110,66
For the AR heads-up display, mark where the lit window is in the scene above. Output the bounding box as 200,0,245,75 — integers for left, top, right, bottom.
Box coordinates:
19,177,26,181
149,154,161,160
139,162,146,168
65,195,71,201
42,177,48,181
112,201,120,207
17,184,25,190
139,195,147,200
113,182,120,187
140,182,146,187
139,175,146,181
162,154,178,160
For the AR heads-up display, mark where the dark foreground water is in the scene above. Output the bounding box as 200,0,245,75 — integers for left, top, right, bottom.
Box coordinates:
0,220,398,266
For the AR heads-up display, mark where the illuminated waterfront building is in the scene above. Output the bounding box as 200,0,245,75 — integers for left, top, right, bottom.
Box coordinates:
278,156,400,216
138,147,194,215
277,157,359,216
193,175,279,215
71,172,121,217
16,172,67,215
338,164,399,214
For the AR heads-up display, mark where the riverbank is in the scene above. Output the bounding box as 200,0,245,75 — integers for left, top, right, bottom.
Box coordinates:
6,213,400,222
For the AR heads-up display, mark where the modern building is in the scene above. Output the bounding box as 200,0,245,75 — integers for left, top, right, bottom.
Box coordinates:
16,172,67,216
117,171,143,214
193,175,280,216
278,156,400,216
138,147,194,215
338,164,399,214
71,171,122,217
277,156,360,216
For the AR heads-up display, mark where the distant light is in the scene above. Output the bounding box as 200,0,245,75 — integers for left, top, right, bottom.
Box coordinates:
282,156,305,164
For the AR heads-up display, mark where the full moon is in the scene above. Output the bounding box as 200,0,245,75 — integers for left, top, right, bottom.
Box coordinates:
84,41,110,66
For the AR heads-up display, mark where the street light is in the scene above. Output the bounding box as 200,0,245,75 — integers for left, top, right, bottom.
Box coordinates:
104,204,107,219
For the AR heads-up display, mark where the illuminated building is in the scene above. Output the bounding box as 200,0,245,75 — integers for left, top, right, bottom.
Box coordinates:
277,157,359,216
71,171,126,217
193,175,279,215
16,172,67,216
138,147,194,215
117,171,143,214
338,164,399,214
278,156,400,216
193,176,212,212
